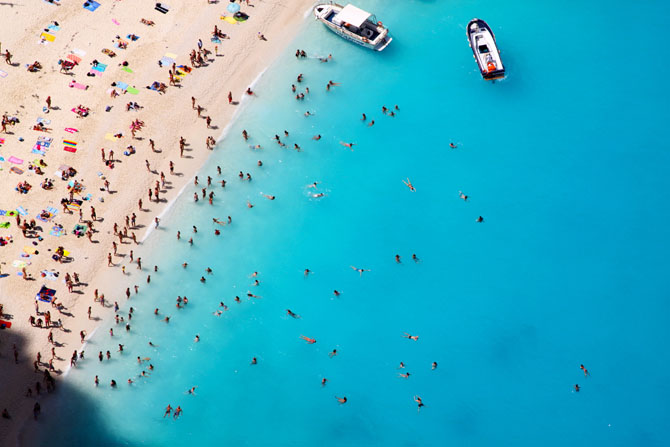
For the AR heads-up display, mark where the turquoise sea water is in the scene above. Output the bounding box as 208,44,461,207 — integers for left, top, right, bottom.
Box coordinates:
25,0,670,445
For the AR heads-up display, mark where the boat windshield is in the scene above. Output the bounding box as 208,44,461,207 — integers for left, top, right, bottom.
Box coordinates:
478,44,490,53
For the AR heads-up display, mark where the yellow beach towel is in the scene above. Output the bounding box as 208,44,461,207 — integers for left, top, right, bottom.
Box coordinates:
40,33,56,42
220,16,238,25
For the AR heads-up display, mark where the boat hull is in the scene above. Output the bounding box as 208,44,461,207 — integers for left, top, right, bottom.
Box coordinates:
467,19,505,80
314,3,392,52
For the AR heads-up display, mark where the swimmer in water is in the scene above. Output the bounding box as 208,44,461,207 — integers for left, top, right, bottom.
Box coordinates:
187,387,197,395
304,268,312,277
403,332,419,341
398,362,405,369
194,335,200,342
580,364,589,376
322,378,327,386
247,201,254,208
459,191,468,201
395,254,401,263
399,372,410,379
163,404,173,418
300,335,317,344
312,135,321,140
263,194,276,200
333,290,341,297
251,357,257,365
414,395,424,412
312,192,325,198
350,266,370,276
412,254,419,262
336,396,347,404
449,142,457,149
476,216,484,223
339,141,355,150
286,309,300,318
402,178,416,192
574,384,580,392
329,349,337,358
432,361,438,370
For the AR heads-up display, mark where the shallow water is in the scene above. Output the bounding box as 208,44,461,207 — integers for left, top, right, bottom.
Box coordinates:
27,0,670,445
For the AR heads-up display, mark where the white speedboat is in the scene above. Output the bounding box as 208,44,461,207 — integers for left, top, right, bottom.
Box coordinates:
467,18,505,80
313,3,392,51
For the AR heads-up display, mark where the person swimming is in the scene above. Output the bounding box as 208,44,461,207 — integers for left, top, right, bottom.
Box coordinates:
403,332,419,341
286,309,300,318
300,335,316,344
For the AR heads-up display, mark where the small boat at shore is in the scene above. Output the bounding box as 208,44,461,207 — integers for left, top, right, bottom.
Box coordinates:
313,3,392,51
467,18,505,80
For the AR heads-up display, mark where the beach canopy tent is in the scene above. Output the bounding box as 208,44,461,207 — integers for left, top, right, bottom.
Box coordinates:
36,285,56,303
333,4,371,28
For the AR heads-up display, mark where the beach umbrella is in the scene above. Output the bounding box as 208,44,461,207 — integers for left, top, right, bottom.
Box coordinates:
227,2,240,13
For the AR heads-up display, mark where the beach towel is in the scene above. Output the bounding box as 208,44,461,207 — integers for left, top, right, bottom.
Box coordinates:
37,117,51,125
41,270,59,280
127,87,139,95
50,225,66,237
23,246,37,255
88,70,99,77
8,156,23,164
67,54,82,64
47,24,61,32
116,81,129,90
65,199,82,211
47,207,58,215
64,128,78,134
72,48,86,57
121,66,133,73
64,146,77,153
0,138,4,146
83,1,100,12
159,57,174,66
40,33,56,42
92,63,107,72
0,70,7,78
221,16,238,25
63,140,77,148
12,260,27,268
37,285,56,303
73,223,88,236
10,167,23,174
38,136,53,145
112,19,120,25
155,2,169,14
17,207,28,216
69,81,88,90
32,147,46,156
104,133,120,142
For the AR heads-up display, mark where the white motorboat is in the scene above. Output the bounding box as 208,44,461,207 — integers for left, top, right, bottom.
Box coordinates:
313,3,392,51
467,18,505,80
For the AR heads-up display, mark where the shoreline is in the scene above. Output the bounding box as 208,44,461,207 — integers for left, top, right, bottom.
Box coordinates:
0,1,315,444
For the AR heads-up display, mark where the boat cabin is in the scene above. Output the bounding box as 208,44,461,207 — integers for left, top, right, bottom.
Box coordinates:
328,4,380,41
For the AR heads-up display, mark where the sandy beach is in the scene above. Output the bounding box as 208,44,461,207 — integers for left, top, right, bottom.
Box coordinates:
0,0,313,442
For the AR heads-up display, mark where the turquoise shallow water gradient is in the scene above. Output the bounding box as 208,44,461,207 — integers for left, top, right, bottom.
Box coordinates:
26,0,670,445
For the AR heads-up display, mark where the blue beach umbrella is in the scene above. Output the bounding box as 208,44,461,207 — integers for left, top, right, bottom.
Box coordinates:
227,2,240,13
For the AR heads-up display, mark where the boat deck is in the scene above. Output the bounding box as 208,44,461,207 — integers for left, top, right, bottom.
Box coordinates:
325,10,380,41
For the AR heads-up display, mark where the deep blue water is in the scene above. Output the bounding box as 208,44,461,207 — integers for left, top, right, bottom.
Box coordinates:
26,1,670,445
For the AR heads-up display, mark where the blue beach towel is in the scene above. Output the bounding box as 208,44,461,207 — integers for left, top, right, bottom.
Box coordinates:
92,63,107,72
83,1,100,12
16,207,28,216
116,81,129,90
159,57,175,66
